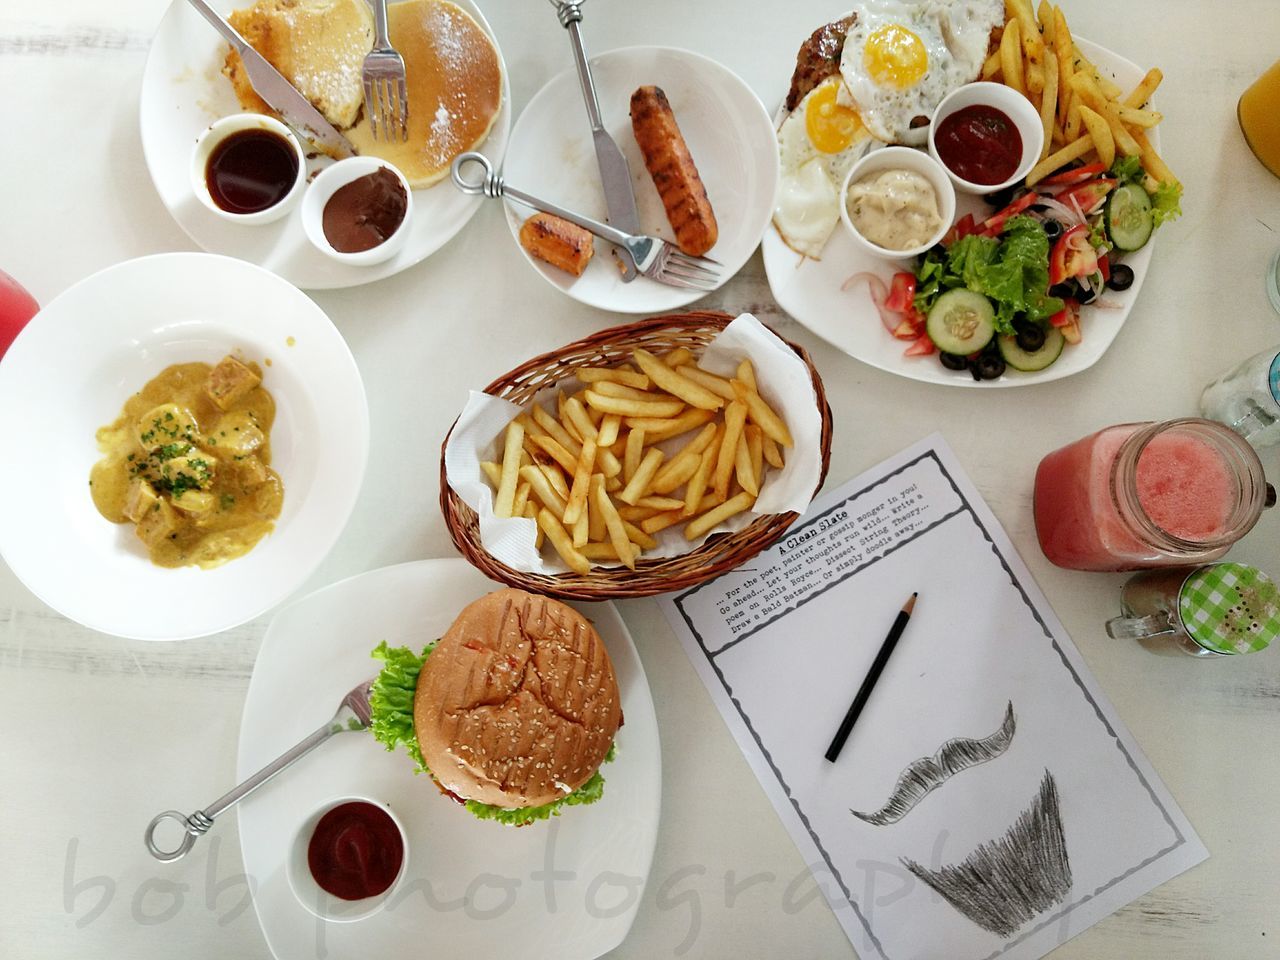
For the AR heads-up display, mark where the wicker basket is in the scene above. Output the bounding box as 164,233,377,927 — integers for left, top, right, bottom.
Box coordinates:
439,311,833,601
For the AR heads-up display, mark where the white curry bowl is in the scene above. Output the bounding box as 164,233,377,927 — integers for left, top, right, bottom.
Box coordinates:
928,81,1043,195
839,146,956,261
0,253,369,640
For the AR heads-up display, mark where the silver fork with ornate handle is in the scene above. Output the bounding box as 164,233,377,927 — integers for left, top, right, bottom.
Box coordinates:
362,0,408,142
451,152,721,291
143,680,374,862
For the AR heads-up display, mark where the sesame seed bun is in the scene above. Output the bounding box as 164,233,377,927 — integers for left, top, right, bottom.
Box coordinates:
413,589,621,809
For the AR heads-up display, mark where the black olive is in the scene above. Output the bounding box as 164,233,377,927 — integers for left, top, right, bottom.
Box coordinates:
1015,324,1046,352
939,352,968,371
1107,263,1135,291
985,185,1018,209
1042,219,1064,241
1048,282,1075,301
1075,280,1099,305
974,353,1007,380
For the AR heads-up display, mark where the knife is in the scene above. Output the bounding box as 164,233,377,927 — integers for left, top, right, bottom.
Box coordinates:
185,0,356,159
556,1,641,280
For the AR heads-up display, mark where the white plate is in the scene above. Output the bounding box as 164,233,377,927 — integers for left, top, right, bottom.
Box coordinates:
237,559,662,960
139,0,511,290
504,46,779,313
0,253,368,640
762,38,1156,387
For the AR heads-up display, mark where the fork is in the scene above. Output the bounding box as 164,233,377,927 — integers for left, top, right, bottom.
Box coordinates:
143,679,375,862
362,0,408,142
451,152,721,291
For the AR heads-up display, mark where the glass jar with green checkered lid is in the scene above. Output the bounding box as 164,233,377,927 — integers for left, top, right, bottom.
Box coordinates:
1106,562,1280,657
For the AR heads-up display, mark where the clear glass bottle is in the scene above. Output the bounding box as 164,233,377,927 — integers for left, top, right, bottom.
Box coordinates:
1200,346,1280,448
1034,419,1270,571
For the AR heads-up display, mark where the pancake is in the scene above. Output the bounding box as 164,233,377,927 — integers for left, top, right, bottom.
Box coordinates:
347,0,503,188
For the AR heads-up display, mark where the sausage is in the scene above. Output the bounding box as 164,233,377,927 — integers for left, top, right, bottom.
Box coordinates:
518,213,595,276
629,86,718,257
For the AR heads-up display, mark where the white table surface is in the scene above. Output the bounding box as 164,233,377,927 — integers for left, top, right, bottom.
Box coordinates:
3,1,1279,957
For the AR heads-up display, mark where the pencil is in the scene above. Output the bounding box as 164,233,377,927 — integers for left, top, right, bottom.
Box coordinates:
824,593,918,763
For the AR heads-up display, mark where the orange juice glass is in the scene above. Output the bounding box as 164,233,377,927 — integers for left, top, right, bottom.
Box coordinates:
1239,59,1280,177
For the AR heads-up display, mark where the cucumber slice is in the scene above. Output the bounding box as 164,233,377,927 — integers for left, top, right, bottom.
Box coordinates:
926,289,996,355
1106,182,1154,252
998,326,1065,372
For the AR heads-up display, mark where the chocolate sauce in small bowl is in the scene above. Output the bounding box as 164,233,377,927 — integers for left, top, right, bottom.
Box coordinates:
190,114,305,225
302,157,415,266
286,795,408,922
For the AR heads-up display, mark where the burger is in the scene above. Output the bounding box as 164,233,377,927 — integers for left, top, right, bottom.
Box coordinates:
368,588,622,826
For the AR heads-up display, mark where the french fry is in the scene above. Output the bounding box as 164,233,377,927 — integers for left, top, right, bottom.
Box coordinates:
524,501,544,549
597,446,623,479
574,366,650,389
1026,134,1093,185
734,430,758,497
584,390,684,418
1026,62,1044,96
633,348,725,411
651,423,718,494
563,396,598,442
641,509,684,535
636,496,685,511
480,460,502,489
1063,99,1083,141
539,463,570,500
572,504,589,548
627,408,716,442
624,427,645,482
530,434,578,475
1052,6,1074,126
557,391,579,443
675,365,735,401
597,414,621,448
591,380,669,403
1123,68,1163,109
578,542,621,561
1131,128,1178,185
1070,72,1140,156
516,412,547,441
1007,0,1037,49
563,437,596,526
1038,51,1058,161
736,359,757,393
746,424,764,491
588,475,607,542
621,520,658,551
1114,103,1162,128
1000,19,1023,95
664,347,695,367
982,47,1003,80
494,420,524,518
1073,45,1122,99
684,438,718,517
731,380,793,448
619,448,664,504
685,492,756,541
590,481,635,569
762,433,784,469
537,508,590,575
532,404,581,458
618,504,662,523
512,479,531,518
1036,1,1054,41
713,401,748,500
1077,104,1114,168
520,465,567,517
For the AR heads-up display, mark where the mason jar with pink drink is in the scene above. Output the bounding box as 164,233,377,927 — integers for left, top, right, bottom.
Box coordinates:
1034,418,1273,571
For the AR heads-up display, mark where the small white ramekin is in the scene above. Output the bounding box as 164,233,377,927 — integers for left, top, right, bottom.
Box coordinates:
301,156,414,266
190,113,306,224
286,795,409,923
839,146,957,261
928,82,1044,195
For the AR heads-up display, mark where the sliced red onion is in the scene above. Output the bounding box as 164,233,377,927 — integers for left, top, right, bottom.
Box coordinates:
842,272,898,333
1093,297,1124,310
1034,196,1085,228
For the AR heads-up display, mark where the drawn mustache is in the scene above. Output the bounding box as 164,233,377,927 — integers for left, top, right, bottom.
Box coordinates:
851,702,1016,826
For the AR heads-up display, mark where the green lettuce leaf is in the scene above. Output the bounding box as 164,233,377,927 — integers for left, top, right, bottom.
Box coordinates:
1151,180,1183,227
1110,154,1143,184
368,642,612,826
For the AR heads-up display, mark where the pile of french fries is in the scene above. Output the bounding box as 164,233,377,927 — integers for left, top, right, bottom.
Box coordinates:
480,347,793,575
982,0,1178,188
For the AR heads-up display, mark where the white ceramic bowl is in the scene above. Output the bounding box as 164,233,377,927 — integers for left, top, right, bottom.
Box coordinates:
301,157,415,266
190,114,307,224
286,795,409,923
839,146,957,261
928,82,1044,195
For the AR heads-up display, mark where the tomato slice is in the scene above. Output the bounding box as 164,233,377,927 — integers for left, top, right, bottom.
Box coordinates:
1049,297,1080,328
941,212,977,245
980,192,1038,235
884,272,916,313
1057,177,1116,216
1097,253,1111,282
1049,226,1099,284
1037,162,1106,187
904,335,936,356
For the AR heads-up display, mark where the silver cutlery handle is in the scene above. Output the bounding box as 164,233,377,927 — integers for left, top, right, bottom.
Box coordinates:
185,0,248,53
451,152,633,247
144,718,346,862
371,0,391,49
555,2,605,133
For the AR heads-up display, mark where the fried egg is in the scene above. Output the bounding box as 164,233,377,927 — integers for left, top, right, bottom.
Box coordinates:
773,77,872,258
840,0,1004,146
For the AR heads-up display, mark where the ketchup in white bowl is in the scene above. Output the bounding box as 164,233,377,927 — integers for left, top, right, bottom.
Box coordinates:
934,104,1023,186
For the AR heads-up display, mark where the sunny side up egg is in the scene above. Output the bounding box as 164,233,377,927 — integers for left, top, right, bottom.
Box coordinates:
840,0,1004,146
773,77,872,259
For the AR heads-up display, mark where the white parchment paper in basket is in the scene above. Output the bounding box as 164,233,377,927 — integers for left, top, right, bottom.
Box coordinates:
444,313,824,574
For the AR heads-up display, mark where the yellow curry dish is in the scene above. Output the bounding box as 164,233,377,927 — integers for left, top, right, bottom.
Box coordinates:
89,355,285,568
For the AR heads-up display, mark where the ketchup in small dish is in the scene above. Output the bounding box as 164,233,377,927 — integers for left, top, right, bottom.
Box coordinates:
306,800,404,901
934,104,1023,186
205,129,301,215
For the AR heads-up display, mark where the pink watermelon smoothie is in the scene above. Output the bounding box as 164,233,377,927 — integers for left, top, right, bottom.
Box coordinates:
1035,424,1235,571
